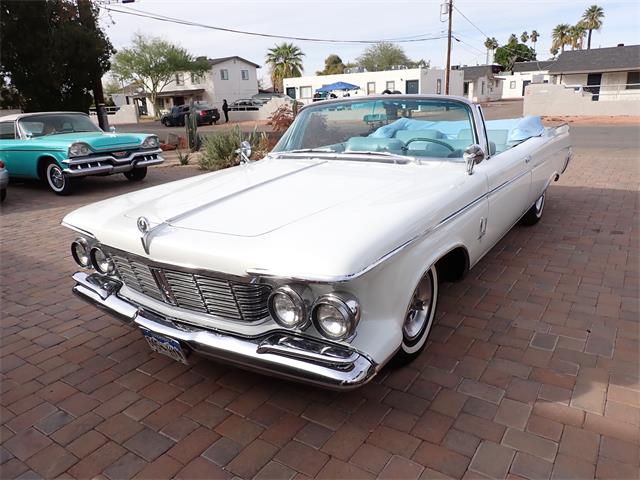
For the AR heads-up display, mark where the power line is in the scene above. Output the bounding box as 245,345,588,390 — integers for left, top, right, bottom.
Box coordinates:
103,4,449,44
452,4,491,40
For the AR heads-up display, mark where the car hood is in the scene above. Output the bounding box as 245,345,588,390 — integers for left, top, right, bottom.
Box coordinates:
63,157,485,279
32,132,148,151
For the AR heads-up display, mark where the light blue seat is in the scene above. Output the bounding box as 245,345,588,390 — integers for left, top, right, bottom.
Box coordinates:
345,137,406,155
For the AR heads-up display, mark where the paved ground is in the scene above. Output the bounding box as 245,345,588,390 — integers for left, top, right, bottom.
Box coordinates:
1,123,639,479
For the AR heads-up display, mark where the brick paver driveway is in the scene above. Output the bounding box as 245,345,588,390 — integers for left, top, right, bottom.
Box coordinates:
1,126,638,479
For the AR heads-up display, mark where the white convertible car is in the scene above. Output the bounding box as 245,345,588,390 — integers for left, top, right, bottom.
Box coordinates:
63,95,571,389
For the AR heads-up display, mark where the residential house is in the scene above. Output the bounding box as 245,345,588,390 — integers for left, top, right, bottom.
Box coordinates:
283,67,464,104
113,56,260,116
460,64,503,102
497,61,555,99
548,44,640,101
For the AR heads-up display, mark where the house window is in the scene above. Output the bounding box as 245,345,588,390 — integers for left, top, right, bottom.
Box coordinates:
510,81,516,89
481,81,485,95
436,79,442,95
627,71,640,89
241,70,249,80
300,86,312,98
220,69,229,80
191,72,205,84
367,82,376,94
175,73,184,86
386,81,395,91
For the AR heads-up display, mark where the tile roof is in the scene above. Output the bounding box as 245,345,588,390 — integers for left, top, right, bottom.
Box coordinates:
512,61,556,72
462,65,503,81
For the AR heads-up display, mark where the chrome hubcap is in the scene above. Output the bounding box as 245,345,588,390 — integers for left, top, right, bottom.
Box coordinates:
49,166,64,189
403,272,433,340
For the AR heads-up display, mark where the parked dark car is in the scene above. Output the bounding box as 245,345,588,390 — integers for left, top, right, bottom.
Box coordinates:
161,104,220,127
227,99,264,111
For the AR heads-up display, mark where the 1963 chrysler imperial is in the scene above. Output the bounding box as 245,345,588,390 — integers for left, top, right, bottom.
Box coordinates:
0,112,163,195
63,95,572,389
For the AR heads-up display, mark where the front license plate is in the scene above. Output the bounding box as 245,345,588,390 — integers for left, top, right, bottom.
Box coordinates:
141,329,189,364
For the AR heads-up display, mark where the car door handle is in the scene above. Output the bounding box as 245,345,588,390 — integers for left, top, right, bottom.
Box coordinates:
524,155,532,164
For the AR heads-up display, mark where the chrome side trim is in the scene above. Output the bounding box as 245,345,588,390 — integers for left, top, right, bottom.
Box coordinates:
71,271,377,389
61,222,96,239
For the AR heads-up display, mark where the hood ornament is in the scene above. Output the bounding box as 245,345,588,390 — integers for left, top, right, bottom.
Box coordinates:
137,216,152,254
137,216,150,234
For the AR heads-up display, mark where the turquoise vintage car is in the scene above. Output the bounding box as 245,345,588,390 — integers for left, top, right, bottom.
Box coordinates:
0,112,164,195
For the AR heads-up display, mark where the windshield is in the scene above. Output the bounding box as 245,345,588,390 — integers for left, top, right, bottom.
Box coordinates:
18,113,102,137
272,97,476,160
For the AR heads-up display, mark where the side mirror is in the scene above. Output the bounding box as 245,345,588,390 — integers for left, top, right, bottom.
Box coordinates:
236,140,252,164
24,131,33,139
463,144,485,175
109,126,116,133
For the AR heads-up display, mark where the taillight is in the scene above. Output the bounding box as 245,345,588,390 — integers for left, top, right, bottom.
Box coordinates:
199,110,205,116
0,160,4,168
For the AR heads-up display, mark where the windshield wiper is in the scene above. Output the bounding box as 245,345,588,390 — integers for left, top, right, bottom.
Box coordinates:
272,148,336,155
340,150,417,164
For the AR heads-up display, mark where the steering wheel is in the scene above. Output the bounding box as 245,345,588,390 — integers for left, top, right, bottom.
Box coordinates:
404,137,455,152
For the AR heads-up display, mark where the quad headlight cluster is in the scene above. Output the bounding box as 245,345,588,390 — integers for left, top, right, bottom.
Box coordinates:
68,142,92,158
268,285,360,341
70,238,115,275
141,135,160,149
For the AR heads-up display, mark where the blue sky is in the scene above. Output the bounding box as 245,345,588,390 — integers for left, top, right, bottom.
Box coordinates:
100,0,640,83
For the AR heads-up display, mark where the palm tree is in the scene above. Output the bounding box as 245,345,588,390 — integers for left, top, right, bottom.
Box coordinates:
569,23,587,50
582,5,604,49
508,33,518,45
265,43,305,92
484,37,499,64
520,31,529,43
552,24,571,53
530,30,539,52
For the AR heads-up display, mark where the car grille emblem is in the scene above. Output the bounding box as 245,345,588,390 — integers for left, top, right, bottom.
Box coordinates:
113,151,128,158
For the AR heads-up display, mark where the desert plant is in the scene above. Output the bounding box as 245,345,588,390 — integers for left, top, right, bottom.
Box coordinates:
268,104,295,133
199,127,265,171
176,148,190,165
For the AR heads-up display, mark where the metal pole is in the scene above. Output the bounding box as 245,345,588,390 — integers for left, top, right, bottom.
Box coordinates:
78,0,109,131
445,0,453,95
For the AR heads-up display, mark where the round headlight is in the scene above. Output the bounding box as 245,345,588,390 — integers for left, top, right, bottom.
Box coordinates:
71,239,90,267
68,142,92,158
89,247,115,275
312,293,360,341
268,284,312,329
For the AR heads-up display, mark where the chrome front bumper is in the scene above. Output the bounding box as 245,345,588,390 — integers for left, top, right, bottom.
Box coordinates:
71,272,377,389
62,149,164,177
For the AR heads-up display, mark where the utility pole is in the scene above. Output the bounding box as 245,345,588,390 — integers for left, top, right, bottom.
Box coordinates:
78,0,109,130
445,0,453,95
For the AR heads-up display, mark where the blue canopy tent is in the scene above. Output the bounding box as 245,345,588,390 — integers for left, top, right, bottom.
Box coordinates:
316,81,360,92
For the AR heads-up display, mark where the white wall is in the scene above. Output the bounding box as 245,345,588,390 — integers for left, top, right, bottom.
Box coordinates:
556,71,640,101
524,83,640,116
209,58,260,110
227,97,293,122
498,71,551,99
283,68,464,104
466,75,503,102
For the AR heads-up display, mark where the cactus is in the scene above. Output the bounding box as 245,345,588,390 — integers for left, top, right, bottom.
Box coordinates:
186,104,199,152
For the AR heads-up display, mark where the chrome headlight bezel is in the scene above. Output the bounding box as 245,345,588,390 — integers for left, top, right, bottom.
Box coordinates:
71,238,91,268
268,284,313,329
89,246,115,275
311,292,360,341
141,135,160,149
68,142,92,158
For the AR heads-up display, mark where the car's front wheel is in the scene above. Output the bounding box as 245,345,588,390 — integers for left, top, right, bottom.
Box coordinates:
393,265,439,366
521,192,545,226
124,167,147,182
45,160,74,195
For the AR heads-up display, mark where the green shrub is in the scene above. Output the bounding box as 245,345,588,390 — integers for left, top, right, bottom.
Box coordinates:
176,148,190,165
199,127,269,171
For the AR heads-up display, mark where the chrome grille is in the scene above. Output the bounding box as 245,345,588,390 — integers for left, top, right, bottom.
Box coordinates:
110,253,271,322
